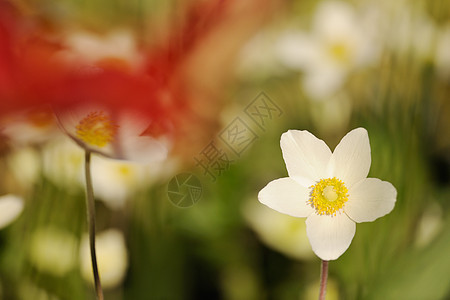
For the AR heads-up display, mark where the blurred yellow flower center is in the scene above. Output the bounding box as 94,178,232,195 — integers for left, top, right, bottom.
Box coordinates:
75,111,118,147
309,177,348,216
328,42,351,64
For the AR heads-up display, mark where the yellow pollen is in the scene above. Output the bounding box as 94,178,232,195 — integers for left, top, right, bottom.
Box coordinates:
308,177,348,216
75,111,118,147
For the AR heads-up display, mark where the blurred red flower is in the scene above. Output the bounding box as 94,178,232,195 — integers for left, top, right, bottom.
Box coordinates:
1,0,282,160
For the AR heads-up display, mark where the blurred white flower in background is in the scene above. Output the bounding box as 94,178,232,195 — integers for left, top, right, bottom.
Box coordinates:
42,138,85,190
414,201,443,248
80,229,128,289
57,29,144,72
56,106,169,164
90,157,148,210
40,120,175,207
0,106,60,146
28,227,78,277
0,194,24,229
243,200,314,260
375,1,437,63
91,155,178,210
7,147,41,190
276,0,380,100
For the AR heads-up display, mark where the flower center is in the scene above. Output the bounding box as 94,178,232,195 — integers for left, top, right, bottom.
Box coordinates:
75,111,118,147
309,177,348,216
328,41,352,64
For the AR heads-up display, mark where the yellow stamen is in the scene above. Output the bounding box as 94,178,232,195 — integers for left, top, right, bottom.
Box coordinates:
75,111,118,148
309,177,348,216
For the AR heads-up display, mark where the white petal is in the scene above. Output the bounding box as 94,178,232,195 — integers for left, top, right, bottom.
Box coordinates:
0,194,24,229
276,31,318,70
328,127,371,187
258,177,314,218
90,156,146,210
345,178,397,223
118,135,168,163
117,111,151,136
112,111,170,163
313,1,356,38
280,130,332,187
306,213,356,260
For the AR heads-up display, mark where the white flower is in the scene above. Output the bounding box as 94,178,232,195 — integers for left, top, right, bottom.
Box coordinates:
258,128,396,260
7,147,40,189
0,106,60,145
90,155,178,210
0,194,24,229
90,156,147,209
80,229,128,289
55,105,169,164
41,138,85,189
28,227,78,276
276,1,379,99
375,1,436,63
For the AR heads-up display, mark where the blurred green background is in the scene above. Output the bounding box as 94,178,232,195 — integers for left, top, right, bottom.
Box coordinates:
0,0,449,299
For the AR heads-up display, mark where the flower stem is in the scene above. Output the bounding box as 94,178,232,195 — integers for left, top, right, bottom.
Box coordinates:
84,151,104,300
319,260,329,300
